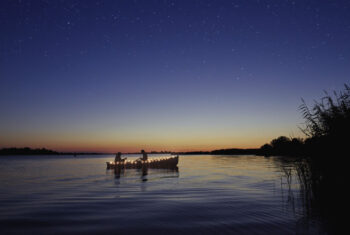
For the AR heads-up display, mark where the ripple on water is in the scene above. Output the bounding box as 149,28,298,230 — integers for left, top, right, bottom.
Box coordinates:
0,155,326,234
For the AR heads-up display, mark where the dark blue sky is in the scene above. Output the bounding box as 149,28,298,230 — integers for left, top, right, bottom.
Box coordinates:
1,0,350,152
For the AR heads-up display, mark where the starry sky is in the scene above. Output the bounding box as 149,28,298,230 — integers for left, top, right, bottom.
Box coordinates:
1,0,350,152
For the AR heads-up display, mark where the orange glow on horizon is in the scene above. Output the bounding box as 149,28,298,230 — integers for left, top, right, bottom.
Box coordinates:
1,123,304,153
1,137,280,153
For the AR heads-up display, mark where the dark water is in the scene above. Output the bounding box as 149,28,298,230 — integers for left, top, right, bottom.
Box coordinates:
0,155,326,234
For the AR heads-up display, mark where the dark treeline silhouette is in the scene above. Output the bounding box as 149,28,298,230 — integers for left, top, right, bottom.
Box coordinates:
265,84,350,233
0,147,108,156
211,148,259,155
0,147,59,155
174,149,259,155
0,148,260,156
258,136,304,156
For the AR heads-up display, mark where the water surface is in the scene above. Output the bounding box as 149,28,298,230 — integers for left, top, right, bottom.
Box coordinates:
0,155,325,234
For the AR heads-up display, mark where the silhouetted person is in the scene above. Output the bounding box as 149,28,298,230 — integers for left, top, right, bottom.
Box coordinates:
115,152,122,162
141,150,148,161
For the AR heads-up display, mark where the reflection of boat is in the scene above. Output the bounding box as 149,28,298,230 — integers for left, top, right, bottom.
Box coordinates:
106,156,179,169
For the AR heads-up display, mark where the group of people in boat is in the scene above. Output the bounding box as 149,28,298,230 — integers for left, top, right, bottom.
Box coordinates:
114,150,148,163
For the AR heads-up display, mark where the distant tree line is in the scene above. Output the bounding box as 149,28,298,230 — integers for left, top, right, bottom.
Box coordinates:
0,147,59,155
0,147,110,155
211,148,259,155
173,149,260,155
258,136,304,156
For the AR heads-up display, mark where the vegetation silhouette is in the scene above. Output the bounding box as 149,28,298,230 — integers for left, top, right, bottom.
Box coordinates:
263,84,349,233
259,84,349,157
0,147,59,155
0,147,108,156
258,136,304,156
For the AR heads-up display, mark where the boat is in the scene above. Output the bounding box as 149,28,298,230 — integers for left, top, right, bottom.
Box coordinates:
106,156,179,169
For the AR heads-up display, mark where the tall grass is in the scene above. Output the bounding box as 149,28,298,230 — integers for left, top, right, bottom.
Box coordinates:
265,85,350,232
299,84,350,141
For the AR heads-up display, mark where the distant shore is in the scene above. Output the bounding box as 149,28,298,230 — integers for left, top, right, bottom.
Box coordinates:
0,147,107,156
0,147,262,156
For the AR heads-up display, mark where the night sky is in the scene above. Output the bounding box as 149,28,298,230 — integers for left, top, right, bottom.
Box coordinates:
1,0,350,152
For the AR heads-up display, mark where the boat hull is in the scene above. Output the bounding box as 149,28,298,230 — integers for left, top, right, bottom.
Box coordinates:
106,156,179,169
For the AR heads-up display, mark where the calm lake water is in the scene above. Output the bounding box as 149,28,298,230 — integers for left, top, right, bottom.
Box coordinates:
0,154,326,234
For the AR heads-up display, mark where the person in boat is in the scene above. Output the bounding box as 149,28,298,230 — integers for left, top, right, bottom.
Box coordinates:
141,150,148,161
114,152,122,162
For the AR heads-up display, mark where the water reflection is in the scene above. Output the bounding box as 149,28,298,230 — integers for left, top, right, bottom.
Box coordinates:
108,166,179,183
273,156,339,234
0,155,328,234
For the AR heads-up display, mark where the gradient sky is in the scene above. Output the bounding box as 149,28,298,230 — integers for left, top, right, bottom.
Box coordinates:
1,0,350,152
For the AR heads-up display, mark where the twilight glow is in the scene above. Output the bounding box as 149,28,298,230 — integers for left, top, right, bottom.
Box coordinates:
1,1,349,152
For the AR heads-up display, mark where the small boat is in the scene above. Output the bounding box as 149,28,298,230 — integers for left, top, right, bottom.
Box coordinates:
106,156,179,169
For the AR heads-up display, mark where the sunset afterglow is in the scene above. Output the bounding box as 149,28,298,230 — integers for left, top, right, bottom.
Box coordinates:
1,1,349,152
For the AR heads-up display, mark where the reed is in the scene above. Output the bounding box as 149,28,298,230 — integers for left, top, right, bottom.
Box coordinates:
299,84,350,139
275,84,350,233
